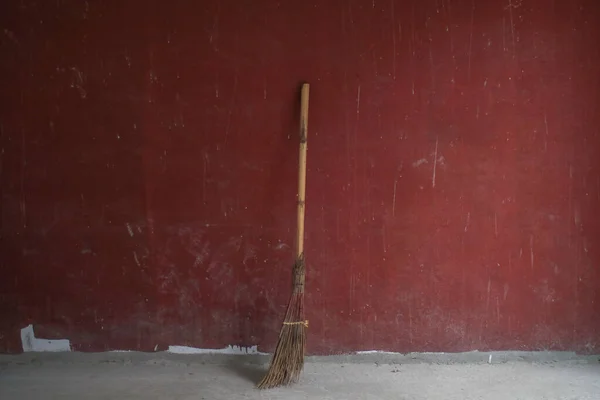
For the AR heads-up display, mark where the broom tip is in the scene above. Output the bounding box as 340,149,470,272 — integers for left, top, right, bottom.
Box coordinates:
256,323,306,389
257,361,304,389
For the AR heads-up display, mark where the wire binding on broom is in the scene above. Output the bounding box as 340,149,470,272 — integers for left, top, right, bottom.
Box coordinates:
283,321,309,327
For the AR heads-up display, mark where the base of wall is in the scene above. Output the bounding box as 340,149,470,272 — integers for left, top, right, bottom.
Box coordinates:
1,350,597,367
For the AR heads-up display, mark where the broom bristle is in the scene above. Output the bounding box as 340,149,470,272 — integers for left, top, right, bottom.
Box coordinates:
257,257,306,390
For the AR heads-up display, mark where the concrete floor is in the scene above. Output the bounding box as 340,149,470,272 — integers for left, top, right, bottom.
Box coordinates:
0,352,599,399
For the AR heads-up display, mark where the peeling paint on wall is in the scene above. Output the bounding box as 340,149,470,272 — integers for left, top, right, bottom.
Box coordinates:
167,345,265,355
20,325,71,352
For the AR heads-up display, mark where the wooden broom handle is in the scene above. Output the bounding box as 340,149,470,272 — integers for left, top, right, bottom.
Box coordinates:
296,83,309,258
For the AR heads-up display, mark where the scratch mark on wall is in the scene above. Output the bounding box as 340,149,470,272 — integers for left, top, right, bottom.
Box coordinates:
243,243,258,266
70,66,87,98
467,0,475,80
392,179,398,216
573,203,580,229
486,277,491,315
464,212,471,232
391,0,396,80
263,77,267,100
356,85,361,119
20,129,26,228
398,18,403,41
202,150,209,203
494,213,498,237
215,71,220,98
428,35,435,89
224,69,238,145
530,235,534,270
543,111,549,151
82,1,89,19
126,223,134,237
506,0,518,59
408,303,413,344
502,17,507,52
336,210,341,241
432,136,439,188
496,297,500,324
209,2,220,50
133,251,141,266
568,164,573,238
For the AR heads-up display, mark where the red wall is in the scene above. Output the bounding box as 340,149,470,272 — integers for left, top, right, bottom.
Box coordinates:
1,0,600,354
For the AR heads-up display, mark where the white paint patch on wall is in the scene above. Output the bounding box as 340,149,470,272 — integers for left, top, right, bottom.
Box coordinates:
357,350,461,355
168,345,266,355
21,325,71,352
412,158,428,168
356,350,403,355
125,223,134,237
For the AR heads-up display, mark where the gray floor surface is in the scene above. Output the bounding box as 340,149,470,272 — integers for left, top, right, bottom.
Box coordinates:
0,352,599,399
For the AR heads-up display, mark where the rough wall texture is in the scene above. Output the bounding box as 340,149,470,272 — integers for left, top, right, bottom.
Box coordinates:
1,0,599,354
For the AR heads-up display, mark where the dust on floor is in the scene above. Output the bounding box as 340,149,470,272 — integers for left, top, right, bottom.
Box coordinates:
0,352,599,399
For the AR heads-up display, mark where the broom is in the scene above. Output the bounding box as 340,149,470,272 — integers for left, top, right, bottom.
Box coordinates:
257,83,310,390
